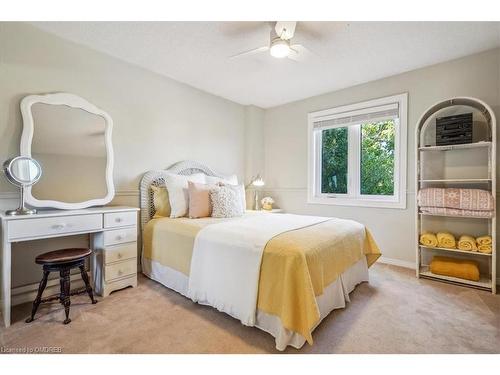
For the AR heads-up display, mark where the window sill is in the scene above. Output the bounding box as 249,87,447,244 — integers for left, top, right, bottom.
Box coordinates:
307,196,407,209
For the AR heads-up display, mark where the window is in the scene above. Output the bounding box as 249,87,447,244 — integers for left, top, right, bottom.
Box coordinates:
308,93,407,208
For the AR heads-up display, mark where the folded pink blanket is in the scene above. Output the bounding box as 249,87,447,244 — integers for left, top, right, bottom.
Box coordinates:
417,188,494,211
419,206,494,218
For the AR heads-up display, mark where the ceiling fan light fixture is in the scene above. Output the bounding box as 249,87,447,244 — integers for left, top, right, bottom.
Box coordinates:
270,39,291,58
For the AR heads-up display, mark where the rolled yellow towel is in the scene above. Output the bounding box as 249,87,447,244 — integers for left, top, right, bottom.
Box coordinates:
478,244,492,254
457,235,477,252
430,256,480,281
437,232,456,249
476,235,492,246
420,232,438,247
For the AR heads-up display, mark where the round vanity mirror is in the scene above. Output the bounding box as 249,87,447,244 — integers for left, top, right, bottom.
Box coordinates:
2,156,42,215
4,157,42,186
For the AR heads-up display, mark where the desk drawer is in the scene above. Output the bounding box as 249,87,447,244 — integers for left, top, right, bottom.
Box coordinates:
104,243,137,265
105,258,137,281
104,227,137,246
104,211,136,228
8,214,102,240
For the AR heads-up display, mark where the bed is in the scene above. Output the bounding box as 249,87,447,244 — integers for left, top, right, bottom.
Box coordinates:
139,161,381,351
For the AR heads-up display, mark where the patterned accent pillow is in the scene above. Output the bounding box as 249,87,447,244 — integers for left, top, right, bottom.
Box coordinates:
210,184,244,218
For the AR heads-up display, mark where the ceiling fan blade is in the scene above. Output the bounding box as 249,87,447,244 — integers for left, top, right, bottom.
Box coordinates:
288,44,318,62
275,21,297,40
229,46,269,59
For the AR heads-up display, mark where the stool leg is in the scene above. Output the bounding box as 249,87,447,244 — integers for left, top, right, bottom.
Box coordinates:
59,268,71,324
26,270,50,323
79,265,97,304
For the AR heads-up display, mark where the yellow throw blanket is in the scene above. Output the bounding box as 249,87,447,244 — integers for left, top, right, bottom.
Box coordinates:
437,232,456,249
143,216,381,346
457,235,477,251
258,221,380,345
420,232,438,247
430,256,480,281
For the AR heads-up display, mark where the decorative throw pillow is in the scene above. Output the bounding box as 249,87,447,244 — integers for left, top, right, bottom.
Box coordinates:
210,184,244,218
164,173,206,218
218,183,246,212
151,185,171,218
206,176,246,212
188,181,212,218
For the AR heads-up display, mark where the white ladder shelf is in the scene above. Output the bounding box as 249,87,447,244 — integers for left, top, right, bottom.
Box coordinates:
415,97,497,294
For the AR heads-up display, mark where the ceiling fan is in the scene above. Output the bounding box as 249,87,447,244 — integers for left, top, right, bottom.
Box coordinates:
230,21,314,61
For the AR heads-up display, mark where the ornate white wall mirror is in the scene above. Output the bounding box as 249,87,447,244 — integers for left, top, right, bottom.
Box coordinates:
20,93,115,210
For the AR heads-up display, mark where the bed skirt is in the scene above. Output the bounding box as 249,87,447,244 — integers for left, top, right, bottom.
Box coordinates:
141,256,369,351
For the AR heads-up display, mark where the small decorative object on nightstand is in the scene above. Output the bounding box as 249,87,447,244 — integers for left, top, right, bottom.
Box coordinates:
261,196,274,211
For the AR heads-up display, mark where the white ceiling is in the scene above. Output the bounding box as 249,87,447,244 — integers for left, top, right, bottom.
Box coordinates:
31,22,500,108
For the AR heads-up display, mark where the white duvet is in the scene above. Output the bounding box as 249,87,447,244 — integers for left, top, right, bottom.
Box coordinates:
187,212,330,326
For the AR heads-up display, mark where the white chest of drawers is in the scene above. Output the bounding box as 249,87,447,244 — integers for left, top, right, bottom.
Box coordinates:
0,206,139,327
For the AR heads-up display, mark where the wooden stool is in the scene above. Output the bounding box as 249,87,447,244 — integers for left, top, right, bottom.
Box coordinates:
26,248,97,325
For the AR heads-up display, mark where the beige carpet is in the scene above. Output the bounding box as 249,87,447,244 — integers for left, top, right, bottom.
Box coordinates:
1,263,499,354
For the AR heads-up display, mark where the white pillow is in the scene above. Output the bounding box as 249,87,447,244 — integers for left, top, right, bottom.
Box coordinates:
234,184,247,212
206,174,238,186
210,185,244,218
164,173,206,218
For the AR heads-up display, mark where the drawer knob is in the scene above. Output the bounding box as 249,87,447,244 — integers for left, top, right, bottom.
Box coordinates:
52,224,66,230
115,217,123,223
117,253,122,258
116,235,123,241
118,270,123,275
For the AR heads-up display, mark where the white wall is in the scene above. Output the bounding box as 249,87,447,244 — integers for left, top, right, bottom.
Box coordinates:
0,22,248,289
263,48,500,271
244,105,265,183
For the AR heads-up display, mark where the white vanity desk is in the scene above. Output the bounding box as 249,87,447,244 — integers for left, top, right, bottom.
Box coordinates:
1,205,139,328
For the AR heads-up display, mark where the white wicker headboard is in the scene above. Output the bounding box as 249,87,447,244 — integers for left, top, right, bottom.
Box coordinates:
139,160,223,230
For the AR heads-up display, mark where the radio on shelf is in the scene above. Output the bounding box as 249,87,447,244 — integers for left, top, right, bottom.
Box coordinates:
435,112,472,146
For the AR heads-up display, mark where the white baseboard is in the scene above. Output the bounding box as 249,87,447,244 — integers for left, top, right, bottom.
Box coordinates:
11,274,85,306
378,256,416,270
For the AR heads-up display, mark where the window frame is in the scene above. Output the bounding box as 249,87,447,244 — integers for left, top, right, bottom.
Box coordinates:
308,93,408,209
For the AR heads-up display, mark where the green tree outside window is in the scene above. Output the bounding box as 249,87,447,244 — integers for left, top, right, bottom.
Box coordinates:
361,120,395,195
321,120,395,196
